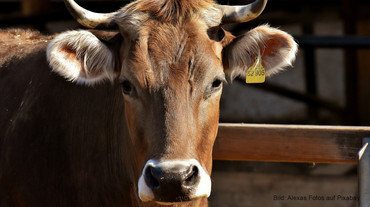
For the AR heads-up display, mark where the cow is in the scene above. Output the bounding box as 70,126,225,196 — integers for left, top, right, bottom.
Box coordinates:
0,0,297,206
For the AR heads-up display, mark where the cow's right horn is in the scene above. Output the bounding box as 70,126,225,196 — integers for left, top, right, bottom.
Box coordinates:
64,0,119,29
219,0,267,24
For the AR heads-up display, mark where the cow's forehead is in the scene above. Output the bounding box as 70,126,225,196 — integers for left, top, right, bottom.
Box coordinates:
123,19,223,91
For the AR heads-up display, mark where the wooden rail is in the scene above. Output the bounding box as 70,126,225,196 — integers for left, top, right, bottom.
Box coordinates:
213,123,370,164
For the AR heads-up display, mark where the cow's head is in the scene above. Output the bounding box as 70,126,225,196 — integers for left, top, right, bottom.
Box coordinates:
47,0,297,205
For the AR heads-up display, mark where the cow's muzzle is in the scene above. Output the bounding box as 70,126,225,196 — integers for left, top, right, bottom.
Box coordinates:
138,159,211,203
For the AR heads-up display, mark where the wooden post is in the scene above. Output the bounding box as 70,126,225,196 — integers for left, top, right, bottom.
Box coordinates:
359,137,370,207
302,9,318,124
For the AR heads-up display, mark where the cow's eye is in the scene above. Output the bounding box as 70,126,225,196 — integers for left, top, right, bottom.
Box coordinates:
204,77,225,99
211,77,225,91
212,79,222,89
121,80,133,95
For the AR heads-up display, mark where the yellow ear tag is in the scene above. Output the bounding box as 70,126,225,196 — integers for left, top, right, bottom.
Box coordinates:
246,56,265,84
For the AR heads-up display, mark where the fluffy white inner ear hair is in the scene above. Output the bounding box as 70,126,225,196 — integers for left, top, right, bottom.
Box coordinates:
226,24,298,81
47,30,117,85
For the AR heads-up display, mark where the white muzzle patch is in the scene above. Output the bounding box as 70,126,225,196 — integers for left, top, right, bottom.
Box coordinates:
138,159,211,203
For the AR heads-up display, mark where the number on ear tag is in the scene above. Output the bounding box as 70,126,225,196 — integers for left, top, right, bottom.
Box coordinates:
246,56,265,84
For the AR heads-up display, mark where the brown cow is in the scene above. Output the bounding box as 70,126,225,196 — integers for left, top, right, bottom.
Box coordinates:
0,0,297,206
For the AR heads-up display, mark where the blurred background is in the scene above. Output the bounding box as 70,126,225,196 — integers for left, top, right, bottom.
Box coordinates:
1,0,369,206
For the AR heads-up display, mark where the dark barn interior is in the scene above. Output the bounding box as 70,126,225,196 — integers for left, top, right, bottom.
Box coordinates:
1,0,370,206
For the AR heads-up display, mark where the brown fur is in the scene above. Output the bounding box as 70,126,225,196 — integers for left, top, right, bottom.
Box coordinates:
136,0,215,22
0,23,221,207
120,11,224,179
0,29,52,66
0,0,297,206
0,39,133,206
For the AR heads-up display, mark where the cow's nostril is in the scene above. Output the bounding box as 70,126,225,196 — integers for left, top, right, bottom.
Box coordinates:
144,166,160,189
184,165,199,186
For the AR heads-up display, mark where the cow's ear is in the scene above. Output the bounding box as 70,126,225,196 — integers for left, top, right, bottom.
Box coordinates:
222,25,298,80
47,30,121,85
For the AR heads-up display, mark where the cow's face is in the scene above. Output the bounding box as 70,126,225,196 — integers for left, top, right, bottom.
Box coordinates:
121,19,225,203
47,0,297,205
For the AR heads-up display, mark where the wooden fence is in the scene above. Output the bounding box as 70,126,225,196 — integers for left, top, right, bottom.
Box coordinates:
213,123,370,207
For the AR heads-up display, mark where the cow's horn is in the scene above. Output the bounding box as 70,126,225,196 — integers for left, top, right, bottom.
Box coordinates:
64,0,119,29
219,0,267,24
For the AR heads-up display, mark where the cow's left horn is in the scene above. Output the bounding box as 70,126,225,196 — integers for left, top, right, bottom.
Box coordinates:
219,0,267,24
64,0,119,29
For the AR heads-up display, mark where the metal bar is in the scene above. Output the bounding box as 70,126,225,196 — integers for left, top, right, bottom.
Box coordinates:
342,0,359,125
296,36,370,48
358,137,370,207
239,80,344,114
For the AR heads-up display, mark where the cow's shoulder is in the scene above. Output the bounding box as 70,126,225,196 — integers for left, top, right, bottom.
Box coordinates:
0,29,53,66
